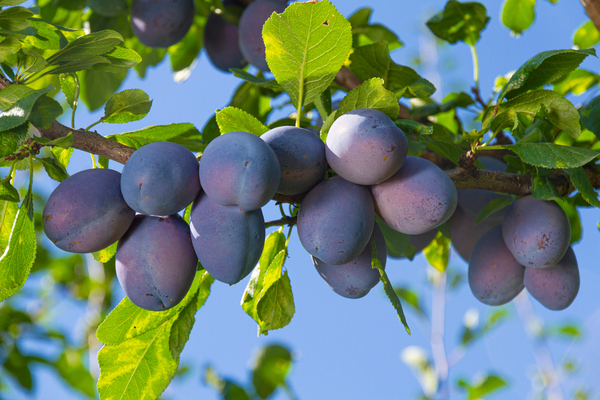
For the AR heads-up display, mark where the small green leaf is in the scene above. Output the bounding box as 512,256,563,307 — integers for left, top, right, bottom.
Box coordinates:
337,78,399,120
574,20,600,49
0,37,21,63
91,241,117,263
581,96,600,140
423,231,450,272
497,90,580,138
376,217,416,260
0,123,28,158
501,142,600,168
0,199,36,302
251,344,293,399
501,0,535,35
0,180,19,202
491,108,519,134
204,366,251,400
231,69,283,91
48,30,123,64
475,197,513,225
565,167,600,207
348,8,402,51
0,7,33,32
38,156,69,182
420,137,469,166
93,46,142,74
533,175,561,200
102,89,152,124
0,85,53,131
393,287,426,317
395,120,433,136
426,0,490,45
106,123,204,152
350,42,435,99
79,69,127,112
498,49,596,101
554,69,599,96
256,251,295,335
59,73,79,109
36,132,74,149
463,374,508,400
52,147,73,170
371,236,410,335
28,96,63,129
216,106,268,136
263,0,352,108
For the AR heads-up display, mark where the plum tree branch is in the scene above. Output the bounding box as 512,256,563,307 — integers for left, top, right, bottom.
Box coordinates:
581,0,600,32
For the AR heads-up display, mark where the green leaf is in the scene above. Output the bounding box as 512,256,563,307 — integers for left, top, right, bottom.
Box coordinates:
554,69,599,96
91,241,117,263
204,366,251,400
426,0,490,45
0,199,36,302
256,251,295,335
376,216,416,260
55,348,96,398
241,230,286,326
410,92,473,119
43,55,110,76
393,287,426,317
0,123,28,158
337,78,399,120
463,374,508,400
28,96,63,129
97,272,213,400
0,180,19,202
93,46,142,74
0,37,21,63
102,89,152,124
38,156,69,182
216,106,269,136
371,236,410,335
395,120,433,136
106,123,204,152
251,344,293,399
36,132,74,148
0,0,26,5
574,20,600,49
555,196,582,244
475,197,513,224
348,8,402,51
87,0,127,17
48,29,123,64
490,108,518,134
423,231,450,272
0,7,33,32
59,73,79,108
349,42,435,99
581,96,600,140
421,137,467,166
0,85,53,131
498,49,596,101
533,175,561,200
79,69,127,112
565,167,600,207
500,142,600,168
51,146,73,170
497,90,580,138
263,0,352,108
501,0,535,35
230,69,283,91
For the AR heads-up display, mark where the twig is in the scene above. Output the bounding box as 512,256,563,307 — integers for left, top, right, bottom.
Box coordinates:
581,0,600,32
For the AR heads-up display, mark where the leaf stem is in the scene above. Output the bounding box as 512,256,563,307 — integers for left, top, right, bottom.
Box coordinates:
85,119,102,132
470,44,480,91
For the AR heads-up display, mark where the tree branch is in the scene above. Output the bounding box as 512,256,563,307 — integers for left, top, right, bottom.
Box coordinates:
581,0,600,32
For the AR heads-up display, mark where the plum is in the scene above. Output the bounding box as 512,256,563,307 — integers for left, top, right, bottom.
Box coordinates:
468,226,525,306
370,156,458,235
121,142,200,216
297,176,375,265
502,196,570,269
261,126,326,195
313,224,386,299
199,131,280,212
238,0,286,71
189,190,265,285
43,169,135,254
448,205,505,263
326,108,408,185
204,1,247,72
130,0,195,48
524,246,579,310
116,214,198,311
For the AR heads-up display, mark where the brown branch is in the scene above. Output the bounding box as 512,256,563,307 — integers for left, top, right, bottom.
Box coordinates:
581,0,600,32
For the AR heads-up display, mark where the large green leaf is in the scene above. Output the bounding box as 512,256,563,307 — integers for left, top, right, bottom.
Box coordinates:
501,143,600,168
78,69,127,111
350,42,435,99
501,0,535,35
573,20,600,49
426,0,489,45
263,0,352,108
498,49,596,101
102,89,152,124
48,29,123,64
106,123,204,152
216,106,269,136
0,85,53,131
0,7,33,32
337,78,400,120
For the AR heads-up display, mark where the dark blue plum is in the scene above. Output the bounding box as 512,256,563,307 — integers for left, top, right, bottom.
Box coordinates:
468,227,525,306
313,224,386,299
298,176,375,265
130,0,195,48
190,190,265,285
199,131,280,212
261,126,326,195
116,214,198,311
238,0,286,71
370,156,458,235
204,1,247,72
326,108,408,185
524,246,579,310
502,196,570,269
43,169,135,254
121,142,200,216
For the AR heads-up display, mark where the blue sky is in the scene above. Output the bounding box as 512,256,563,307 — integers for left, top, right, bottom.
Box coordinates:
5,0,600,399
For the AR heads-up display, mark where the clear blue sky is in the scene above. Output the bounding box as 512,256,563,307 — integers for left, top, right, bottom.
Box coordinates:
6,0,600,399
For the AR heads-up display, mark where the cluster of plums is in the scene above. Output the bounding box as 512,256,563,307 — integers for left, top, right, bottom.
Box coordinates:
130,0,287,73
41,107,580,312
